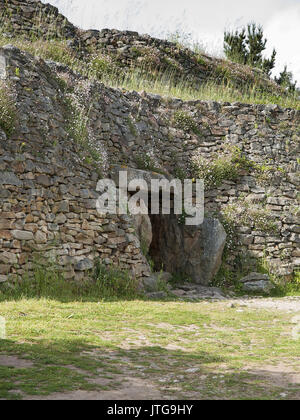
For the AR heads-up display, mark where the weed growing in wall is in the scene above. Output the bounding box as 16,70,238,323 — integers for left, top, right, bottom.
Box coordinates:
247,208,278,233
190,147,256,189
173,110,201,135
0,82,16,137
127,116,138,137
255,162,287,185
190,156,235,189
65,81,108,173
173,166,189,181
211,253,267,291
223,202,277,234
134,152,164,174
218,212,240,253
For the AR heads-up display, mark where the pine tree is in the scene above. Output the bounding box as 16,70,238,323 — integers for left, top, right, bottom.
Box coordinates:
275,66,297,93
224,23,276,76
224,28,247,64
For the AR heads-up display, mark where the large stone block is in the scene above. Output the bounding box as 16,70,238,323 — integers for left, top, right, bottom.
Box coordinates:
132,214,152,254
239,273,275,294
149,215,226,286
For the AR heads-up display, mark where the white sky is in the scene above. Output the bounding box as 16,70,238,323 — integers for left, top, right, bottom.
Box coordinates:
44,0,300,84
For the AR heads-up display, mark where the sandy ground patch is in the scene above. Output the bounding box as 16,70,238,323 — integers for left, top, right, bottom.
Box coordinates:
26,377,168,400
0,355,34,369
230,297,300,313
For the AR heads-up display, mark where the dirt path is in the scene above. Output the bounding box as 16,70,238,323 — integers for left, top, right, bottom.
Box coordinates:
232,296,300,313
28,377,167,400
1,296,299,400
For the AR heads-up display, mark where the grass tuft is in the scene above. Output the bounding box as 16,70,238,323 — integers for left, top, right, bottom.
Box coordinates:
0,259,140,303
0,32,299,110
0,81,16,137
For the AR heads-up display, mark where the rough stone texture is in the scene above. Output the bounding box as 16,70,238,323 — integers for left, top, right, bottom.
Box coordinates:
0,171,23,186
240,272,275,294
197,219,227,284
240,272,270,283
0,275,7,283
132,214,153,255
142,272,172,292
149,215,226,285
74,258,94,272
242,280,275,294
0,47,150,283
0,5,299,285
111,165,170,189
0,0,76,40
172,284,226,300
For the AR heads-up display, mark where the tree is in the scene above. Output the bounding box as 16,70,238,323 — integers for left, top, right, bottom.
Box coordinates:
224,28,247,64
224,23,276,76
275,66,297,93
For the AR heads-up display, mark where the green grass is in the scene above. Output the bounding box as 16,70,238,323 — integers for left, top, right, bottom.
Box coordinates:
0,258,299,400
212,252,300,297
275,271,300,297
103,67,300,110
0,260,140,304
0,81,16,137
0,292,299,400
0,33,299,110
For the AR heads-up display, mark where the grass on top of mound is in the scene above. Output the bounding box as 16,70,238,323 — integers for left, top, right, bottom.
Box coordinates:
0,33,299,110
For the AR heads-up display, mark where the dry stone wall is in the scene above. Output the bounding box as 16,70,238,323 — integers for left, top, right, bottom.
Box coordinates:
83,74,300,278
0,43,299,284
0,46,150,284
0,0,76,40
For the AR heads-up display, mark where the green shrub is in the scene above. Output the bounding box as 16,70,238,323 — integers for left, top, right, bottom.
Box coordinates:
190,155,238,189
173,110,201,135
284,271,300,295
88,55,118,80
195,55,207,66
134,153,163,173
190,147,255,189
223,202,277,234
173,166,188,181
